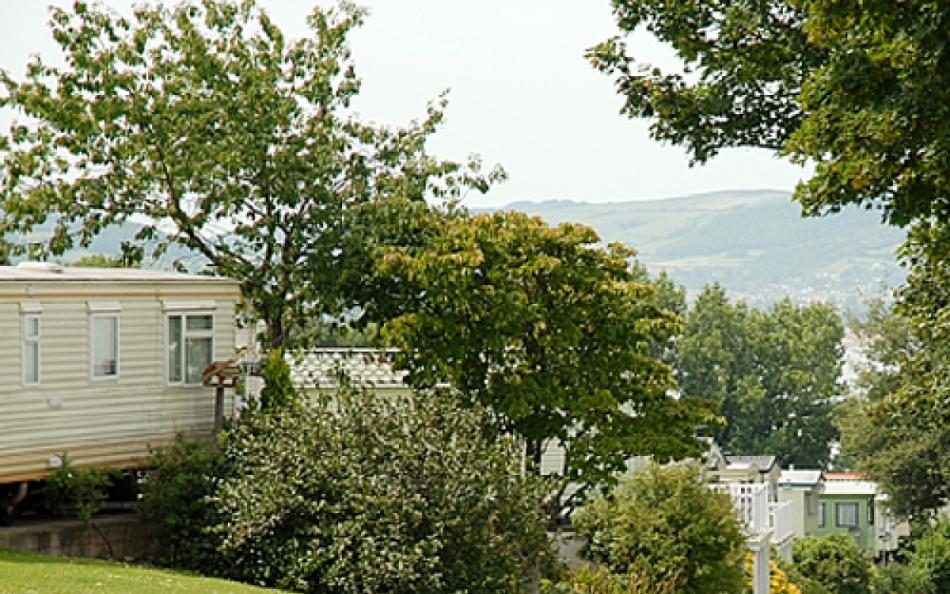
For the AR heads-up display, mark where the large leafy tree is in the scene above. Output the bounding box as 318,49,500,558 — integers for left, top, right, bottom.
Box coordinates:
354,204,715,512
676,284,843,467
0,0,498,347
837,300,950,519
589,0,950,226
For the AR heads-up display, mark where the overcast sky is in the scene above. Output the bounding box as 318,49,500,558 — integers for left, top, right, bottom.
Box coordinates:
0,1,810,207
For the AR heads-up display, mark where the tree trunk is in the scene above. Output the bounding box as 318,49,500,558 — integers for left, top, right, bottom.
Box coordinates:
526,439,543,473
266,312,286,349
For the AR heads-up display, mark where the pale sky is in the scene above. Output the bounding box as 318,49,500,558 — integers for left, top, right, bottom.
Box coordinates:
0,0,810,207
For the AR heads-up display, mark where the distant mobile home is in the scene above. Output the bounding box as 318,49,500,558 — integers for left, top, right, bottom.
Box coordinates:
0,263,240,485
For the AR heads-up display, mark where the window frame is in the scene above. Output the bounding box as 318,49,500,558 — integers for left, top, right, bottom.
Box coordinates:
835,502,859,528
165,312,215,387
90,313,120,381
22,314,41,386
818,502,825,527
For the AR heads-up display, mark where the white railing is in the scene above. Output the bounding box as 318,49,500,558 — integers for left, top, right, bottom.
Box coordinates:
711,483,770,535
769,500,794,543
709,482,772,594
769,500,795,563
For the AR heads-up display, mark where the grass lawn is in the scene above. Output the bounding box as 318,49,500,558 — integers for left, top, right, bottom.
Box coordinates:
0,549,285,594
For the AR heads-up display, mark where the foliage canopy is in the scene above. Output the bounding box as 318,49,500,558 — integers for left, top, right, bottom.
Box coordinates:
353,205,715,511
573,462,747,594
837,295,949,519
590,0,950,227
791,535,872,594
676,284,843,467
0,0,499,347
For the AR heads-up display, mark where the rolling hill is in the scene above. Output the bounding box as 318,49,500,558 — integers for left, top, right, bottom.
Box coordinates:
18,189,904,313
484,190,905,312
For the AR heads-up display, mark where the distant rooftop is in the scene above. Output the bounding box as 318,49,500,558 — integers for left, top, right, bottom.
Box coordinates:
779,469,823,487
0,262,235,284
725,455,778,473
289,348,409,389
822,480,878,496
824,472,868,481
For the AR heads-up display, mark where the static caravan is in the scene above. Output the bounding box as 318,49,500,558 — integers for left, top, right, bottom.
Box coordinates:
0,263,240,486
815,473,910,560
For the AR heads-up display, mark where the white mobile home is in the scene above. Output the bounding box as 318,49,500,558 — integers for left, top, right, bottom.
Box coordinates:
0,263,240,485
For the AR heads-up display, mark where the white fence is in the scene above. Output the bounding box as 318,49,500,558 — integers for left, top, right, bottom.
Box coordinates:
710,482,772,594
769,500,795,561
711,483,770,535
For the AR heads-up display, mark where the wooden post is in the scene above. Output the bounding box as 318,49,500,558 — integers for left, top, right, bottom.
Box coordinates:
213,385,225,435
204,351,246,437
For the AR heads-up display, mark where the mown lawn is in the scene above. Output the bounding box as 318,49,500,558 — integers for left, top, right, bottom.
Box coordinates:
0,548,285,594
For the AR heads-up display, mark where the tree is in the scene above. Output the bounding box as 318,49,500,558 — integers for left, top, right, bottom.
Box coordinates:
791,535,872,594
354,205,716,512
676,284,843,467
69,253,132,268
589,0,950,226
257,348,298,412
907,517,950,594
836,297,949,519
572,462,747,594
212,385,552,594
0,0,499,347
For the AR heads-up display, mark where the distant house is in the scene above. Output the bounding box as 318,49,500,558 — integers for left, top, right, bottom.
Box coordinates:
707,450,795,567
710,454,782,500
0,263,240,489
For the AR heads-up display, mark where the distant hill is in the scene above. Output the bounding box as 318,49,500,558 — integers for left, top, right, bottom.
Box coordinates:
18,189,904,312
482,190,905,312
16,218,202,271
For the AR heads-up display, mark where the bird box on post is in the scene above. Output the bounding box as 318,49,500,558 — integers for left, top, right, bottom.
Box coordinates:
202,349,245,435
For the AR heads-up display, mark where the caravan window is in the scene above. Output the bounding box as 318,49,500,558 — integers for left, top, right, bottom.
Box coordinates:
836,502,859,528
91,315,119,379
167,314,214,385
23,315,40,385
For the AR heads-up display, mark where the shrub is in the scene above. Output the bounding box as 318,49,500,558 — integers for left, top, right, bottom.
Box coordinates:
755,556,837,594
44,455,115,557
140,434,227,570
257,348,298,412
778,558,831,594
792,534,872,594
870,562,933,594
212,385,553,594
542,564,676,594
44,455,112,523
572,462,747,594
907,516,950,594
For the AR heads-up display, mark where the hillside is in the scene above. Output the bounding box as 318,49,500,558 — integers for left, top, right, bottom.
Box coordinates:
486,190,905,311
18,190,903,312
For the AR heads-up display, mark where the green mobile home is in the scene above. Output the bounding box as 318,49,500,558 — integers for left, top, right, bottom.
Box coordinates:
814,475,908,559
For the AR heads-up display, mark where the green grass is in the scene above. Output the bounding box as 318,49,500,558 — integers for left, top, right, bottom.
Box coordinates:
0,548,285,594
